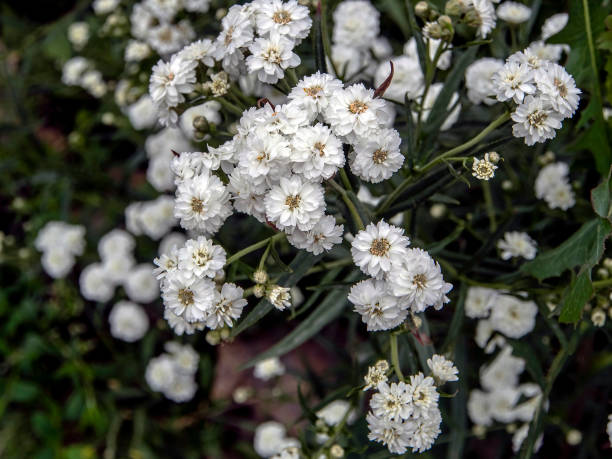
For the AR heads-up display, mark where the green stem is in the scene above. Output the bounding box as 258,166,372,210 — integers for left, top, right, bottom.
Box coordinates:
593,277,612,290
305,257,353,275
415,41,446,139
339,167,353,192
329,179,365,231
415,111,511,175
481,181,497,233
320,0,340,79
217,97,244,116
226,232,286,266
390,333,404,381
583,0,599,95
257,240,273,271
286,68,299,86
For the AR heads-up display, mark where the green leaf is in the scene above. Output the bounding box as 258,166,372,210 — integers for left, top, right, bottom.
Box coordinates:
377,0,410,38
312,11,327,73
230,251,320,338
241,271,360,368
508,341,545,387
591,167,612,218
559,269,594,323
521,218,612,281
10,380,38,402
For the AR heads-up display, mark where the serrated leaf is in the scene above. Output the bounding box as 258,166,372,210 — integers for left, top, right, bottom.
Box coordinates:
230,251,320,337
521,218,612,281
559,269,594,323
241,271,360,368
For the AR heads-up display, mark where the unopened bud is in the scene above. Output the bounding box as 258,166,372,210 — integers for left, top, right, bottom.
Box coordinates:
253,269,268,284
330,444,345,458
192,115,210,134
445,0,467,16
415,1,429,18
206,330,221,345
464,8,482,29
423,22,443,39
487,151,500,163
566,429,582,446
253,284,265,298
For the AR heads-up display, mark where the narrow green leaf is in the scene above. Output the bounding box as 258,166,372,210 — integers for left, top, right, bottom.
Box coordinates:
591,168,612,218
520,218,612,281
313,12,327,73
240,271,360,368
559,269,594,323
230,251,320,337
377,0,410,38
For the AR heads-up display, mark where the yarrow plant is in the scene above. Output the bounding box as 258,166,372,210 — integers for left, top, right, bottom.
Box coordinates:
21,0,612,457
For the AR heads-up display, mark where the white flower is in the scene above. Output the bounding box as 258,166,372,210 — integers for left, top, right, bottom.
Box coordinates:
163,374,197,403
98,229,135,260
254,357,285,381
164,308,206,335
324,83,392,141
534,63,581,118
101,253,136,286
253,421,299,457
108,301,149,342
35,221,86,255
480,346,525,391
489,387,521,423
149,54,197,108
68,22,89,49
407,372,439,419
387,248,452,313
371,381,413,421
174,172,232,236
267,285,292,310
287,72,344,121
286,215,344,255
317,400,357,426
472,153,498,181
61,57,90,86
178,236,226,279
126,96,158,131
93,0,119,14
351,221,410,279
467,389,493,426
162,271,216,322
291,124,345,181
496,1,531,24
471,0,497,38
465,287,498,318
246,32,301,84
511,95,563,145
465,58,505,105
427,355,459,383
535,162,576,210
492,61,536,104
80,263,115,302
145,354,175,392
264,176,325,231
125,264,160,304
255,0,312,42
607,414,612,445
41,249,76,279
404,407,442,453
153,250,179,280
214,4,254,56
228,169,268,222
350,128,404,183
238,133,291,179
183,0,211,13
124,40,150,62
332,0,380,51
206,283,247,329
490,294,537,339
497,231,537,260
348,278,408,331
541,13,568,40
364,361,389,391
178,39,216,67
366,411,411,455
374,54,424,102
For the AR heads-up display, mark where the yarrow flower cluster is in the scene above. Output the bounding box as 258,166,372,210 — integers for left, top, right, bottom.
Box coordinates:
349,220,453,331
365,356,457,454
145,341,200,402
108,300,149,342
149,0,311,126
35,221,85,279
535,160,576,210
497,231,537,261
253,421,300,458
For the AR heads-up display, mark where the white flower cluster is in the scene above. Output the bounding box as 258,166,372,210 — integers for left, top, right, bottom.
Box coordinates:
330,0,391,81
35,221,86,279
79,229,159,304
149,0,312,126
489,38,580,145
253,356,285,381
61,57,107,98
108,300,149,342
497,231,537,261
145,341,199,403
465,287,537,343
467,346,544,453
253,421,300,458
315,400,357,444
349,220,452,331
365,356,457,454
125,195,177,240
535,161,575,211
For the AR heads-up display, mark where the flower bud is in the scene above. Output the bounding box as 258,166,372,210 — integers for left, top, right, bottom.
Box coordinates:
253,269,269,284
591,308,606,327
206,330,221,345
445,0,466,16
423,22,443,39
330,445,345,458
566,429,582,445
415,1,429,18
192,115,210,134
253,284,266,298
